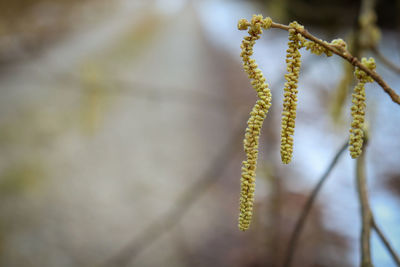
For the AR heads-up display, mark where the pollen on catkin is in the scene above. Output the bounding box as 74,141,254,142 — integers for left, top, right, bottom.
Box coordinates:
238,15,273,231
280,22,303,164
349,57,376,158
330,38,347,51
304,40,332,56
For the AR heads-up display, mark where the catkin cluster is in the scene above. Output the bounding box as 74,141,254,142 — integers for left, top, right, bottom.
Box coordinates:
280,22,304,164
349,57,375,158
237,15,273,231
237,15,376,231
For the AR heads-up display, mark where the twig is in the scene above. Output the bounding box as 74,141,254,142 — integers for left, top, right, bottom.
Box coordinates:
100,122,245,267
372,47,400,75
100,54,315,267
356,147,374,267
356,0,400,264
283,140,348,267
269,22,400,105
372,216,400,266
359,0,400,75
354,136,399,267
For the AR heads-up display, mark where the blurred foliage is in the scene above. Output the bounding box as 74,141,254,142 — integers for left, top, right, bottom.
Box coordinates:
0,0,90,63
104,13,162,63
0,0,83,29
262,0,399,30
79,63,108,135
386,173,400,198
330,33,359,124
0,161,45,195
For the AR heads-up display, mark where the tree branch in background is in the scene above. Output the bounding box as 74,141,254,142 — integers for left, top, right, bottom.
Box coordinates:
355,137,400,267
282,136,400,267
283,140,348,267
371,47,400,75
101,122,245,267
100,55,315,267
356,0,400,264
371,218,400,266
356,144,374,267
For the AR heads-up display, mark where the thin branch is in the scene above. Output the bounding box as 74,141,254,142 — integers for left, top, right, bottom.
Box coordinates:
371,47,400,75
100,123,245,267
359,0,400,75
269,22,400,105
372,217,400,266
355,0,400,263
356,145,374,267
354,136,399,267
283,140,348,267
99,55,316,267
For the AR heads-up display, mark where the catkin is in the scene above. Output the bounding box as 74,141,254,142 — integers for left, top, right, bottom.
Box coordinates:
280,22,303,164
237,16,367,231
237,15,273,231
349,57,375,158
304,40,332,56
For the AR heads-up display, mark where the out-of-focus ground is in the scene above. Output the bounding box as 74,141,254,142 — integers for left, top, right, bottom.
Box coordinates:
0,0,399,266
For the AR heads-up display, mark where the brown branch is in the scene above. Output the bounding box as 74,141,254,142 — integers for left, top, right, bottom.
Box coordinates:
269,22,400,105
282,135,400,267
356,147,374,267
353,135,399,267
372,47,400,75
372,215,400,266
355,0,400,263
283,140,348,267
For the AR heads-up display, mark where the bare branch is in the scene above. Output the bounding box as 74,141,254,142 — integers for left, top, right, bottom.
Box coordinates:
356,145,374,267
283,140,348,267
353,134,399,267
371,47,400,75
269,22,400,105
372,218,400,266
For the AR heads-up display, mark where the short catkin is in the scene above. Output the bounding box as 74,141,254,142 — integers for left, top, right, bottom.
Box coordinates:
237,15,273,231
349,57,376,158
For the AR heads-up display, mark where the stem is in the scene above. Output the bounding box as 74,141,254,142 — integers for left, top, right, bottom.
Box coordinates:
356,148,374,267
372,218,400,266
283,141,348,267
372,47,400,75
269,22,400,105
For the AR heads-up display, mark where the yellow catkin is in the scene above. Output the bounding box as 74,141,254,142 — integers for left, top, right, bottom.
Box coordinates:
237,15,273,231
329,38,351,123
349,57,375,158
304,40,332,56
280,22,303,164
330,38,347,51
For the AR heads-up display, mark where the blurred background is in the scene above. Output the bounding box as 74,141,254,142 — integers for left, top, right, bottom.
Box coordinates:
0,0,399,266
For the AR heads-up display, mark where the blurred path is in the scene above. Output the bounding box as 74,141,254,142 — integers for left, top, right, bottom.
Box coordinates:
0,1,245,267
